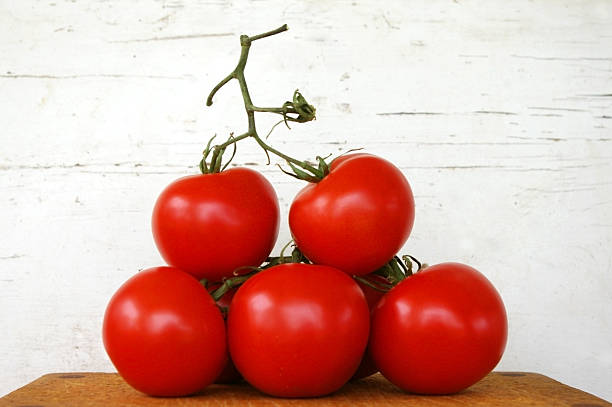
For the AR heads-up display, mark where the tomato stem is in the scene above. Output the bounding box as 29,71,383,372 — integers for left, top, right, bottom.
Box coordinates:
210,246,311,302
211,271,257,302
369,254,425,287
354,275,394,293
203,25,321,180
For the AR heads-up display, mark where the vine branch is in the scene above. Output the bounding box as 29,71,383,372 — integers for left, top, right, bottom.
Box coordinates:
202,24,321,179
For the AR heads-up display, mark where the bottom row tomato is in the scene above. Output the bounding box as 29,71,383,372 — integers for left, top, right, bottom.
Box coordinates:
102,267,226,396
103,262,507,398
370,262,507,395
228,263,370,397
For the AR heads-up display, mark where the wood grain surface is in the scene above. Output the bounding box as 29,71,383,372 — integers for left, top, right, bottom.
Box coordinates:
1,372,610,407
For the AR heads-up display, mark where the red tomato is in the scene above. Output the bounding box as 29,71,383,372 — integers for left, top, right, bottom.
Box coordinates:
370,263,508,394
214,355,242,385
356,274,390,310
351,274,389,380
289,154,415,275
102,267,227,396
152,167,279,282
227,263,370,397
207,284,243,384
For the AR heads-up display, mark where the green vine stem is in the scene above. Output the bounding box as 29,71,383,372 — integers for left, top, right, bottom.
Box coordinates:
203,24,325,181
209,244,311,302
357,254,426,293
208,244,424,301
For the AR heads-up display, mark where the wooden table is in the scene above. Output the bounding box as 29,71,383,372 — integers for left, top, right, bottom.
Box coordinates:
1,372,609,406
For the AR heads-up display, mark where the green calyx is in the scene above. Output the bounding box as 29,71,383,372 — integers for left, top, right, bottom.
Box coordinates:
206,243,424,303
290,90,316,123
355,255,425,293
208,242,311,303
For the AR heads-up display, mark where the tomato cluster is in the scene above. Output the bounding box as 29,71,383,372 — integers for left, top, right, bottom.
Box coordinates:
102,153,507,397
102,25,507,399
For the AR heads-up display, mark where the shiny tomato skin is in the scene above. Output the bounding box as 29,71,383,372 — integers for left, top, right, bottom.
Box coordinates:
228,263,370,397
289,154,415,276
102,267,227,396
152,167,280,282
370,263,508,394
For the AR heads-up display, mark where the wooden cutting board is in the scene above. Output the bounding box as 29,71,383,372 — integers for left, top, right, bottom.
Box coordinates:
1,372,609,406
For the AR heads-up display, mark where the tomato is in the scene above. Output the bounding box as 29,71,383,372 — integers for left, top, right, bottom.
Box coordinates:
207,284,243,384
356,273,390,310
214,354,242,385
289,154,415,275
152,167,280,282
227,263,370,397
351,274,389,380
102,267,227,396
370,262,508,394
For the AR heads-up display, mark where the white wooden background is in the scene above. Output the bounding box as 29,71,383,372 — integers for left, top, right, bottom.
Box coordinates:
1,0,611,401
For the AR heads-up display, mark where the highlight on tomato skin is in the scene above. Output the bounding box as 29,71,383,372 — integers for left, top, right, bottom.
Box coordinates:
289,153,415,276
227,263,371,398
369,262,508,395
102,266,227,397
